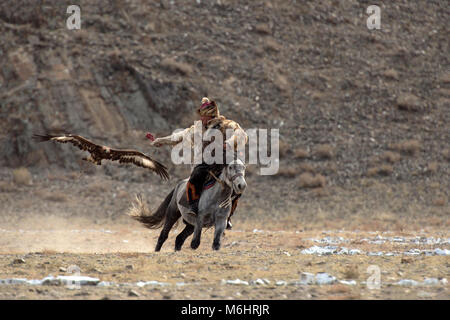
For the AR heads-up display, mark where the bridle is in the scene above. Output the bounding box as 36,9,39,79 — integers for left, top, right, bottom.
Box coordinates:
208,164,245,189
230,172,244,182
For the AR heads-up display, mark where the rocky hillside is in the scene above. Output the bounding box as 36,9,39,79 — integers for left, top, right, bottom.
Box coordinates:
0,0,448,226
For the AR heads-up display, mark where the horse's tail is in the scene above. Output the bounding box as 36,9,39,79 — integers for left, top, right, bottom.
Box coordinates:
127,189,175,229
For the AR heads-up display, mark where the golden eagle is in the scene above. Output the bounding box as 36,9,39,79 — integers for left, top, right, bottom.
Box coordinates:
33,134,169,181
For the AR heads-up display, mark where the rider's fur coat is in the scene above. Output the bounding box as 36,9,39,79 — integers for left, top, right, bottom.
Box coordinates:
155,116,248,154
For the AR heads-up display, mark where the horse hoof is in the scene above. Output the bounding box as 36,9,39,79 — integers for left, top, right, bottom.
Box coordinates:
191,240,200,250
212,243,221,251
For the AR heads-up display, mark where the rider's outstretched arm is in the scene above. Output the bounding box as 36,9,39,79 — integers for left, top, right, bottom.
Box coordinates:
152,125,194,147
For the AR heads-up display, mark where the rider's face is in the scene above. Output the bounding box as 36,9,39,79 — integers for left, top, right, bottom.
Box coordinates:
201,116,212,126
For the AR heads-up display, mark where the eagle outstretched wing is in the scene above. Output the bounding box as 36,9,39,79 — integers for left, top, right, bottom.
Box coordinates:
33,134,169,181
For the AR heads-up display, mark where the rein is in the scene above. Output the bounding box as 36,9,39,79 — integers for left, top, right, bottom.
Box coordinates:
209,169,244,209
208,170,227,188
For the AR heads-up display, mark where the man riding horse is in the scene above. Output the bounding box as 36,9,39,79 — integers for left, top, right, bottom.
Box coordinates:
151,97,248,229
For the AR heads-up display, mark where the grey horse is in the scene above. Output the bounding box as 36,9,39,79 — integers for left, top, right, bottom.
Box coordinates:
128,159,247,251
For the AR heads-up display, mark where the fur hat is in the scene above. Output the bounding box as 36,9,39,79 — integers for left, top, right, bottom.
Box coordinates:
197,97,220,118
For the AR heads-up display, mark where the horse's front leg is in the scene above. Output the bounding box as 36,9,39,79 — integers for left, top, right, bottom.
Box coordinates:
190,214,204,250
212,212,229,251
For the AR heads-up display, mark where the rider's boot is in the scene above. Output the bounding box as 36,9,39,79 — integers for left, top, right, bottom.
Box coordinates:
187,199,199,216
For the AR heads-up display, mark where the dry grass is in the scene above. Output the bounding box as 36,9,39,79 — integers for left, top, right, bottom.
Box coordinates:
367,164,394,177
390,140,421,156
314,144,335,159
12,167,32,186
298,172,326,188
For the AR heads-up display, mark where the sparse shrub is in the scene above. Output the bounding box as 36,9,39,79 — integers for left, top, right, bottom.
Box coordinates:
383,69,399,80
0,182,18,193
367,164,393,177
298,172,326,188
396,93,422,112
320,162,338,175
427,162,438,174
433,195,447,207
264,37,280,52
429,182,440,189
245,165,258,177
84,182,110,195
314,144,335,159
43,192,68,202
274,74,290,93
390,140,421,156
277,166,297,178
297,163,315,173
12,167,32,186
343,265,359,280
116,190,130,199
443,149,450,161
161,58,193,75
254,23,272,35
311,187,328,197
294,148,309,159
379,151,401,163
327,284,352,295
278,140,290,158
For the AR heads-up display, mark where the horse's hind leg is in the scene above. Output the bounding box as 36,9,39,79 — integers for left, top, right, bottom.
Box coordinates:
175,221,194,251
155,210,181,252
212,216,227,251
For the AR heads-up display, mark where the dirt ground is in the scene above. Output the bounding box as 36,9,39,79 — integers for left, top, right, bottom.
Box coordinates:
0,219,448,300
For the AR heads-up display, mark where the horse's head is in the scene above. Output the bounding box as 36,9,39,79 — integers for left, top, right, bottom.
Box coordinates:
225,159,247,195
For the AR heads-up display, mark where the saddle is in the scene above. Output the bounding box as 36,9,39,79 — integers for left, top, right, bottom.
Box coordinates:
180,166,223,209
